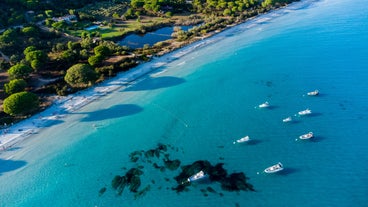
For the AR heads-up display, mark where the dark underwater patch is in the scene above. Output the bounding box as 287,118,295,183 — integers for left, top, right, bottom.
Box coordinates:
101,143,254,199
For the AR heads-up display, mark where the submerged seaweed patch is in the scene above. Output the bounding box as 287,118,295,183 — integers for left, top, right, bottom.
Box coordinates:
98,187,106,196
172,160,254,193
107,143,177,198
102,143,254,199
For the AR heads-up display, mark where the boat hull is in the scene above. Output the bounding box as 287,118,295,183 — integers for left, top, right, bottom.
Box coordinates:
282,117,292,122
259,101,270,108
233,136,250,144
298,109,312,115
307,90,319,96
264,162,284,173
299,132,314,140
187,170,206,182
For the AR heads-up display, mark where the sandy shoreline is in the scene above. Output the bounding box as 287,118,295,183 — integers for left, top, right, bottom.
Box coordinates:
0,0,316,153
0,36,220,152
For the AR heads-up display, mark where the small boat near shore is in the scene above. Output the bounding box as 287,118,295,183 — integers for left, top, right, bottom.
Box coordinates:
298,109,312,116
264,162,284,173
233,136,250,144
187,170,207,182
299,132,314,140
282,116,292,123
259,101,270,108
307,90,319,96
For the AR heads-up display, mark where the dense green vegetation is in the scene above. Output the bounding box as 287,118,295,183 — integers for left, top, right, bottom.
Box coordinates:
0,0,298,123
0,0,113,28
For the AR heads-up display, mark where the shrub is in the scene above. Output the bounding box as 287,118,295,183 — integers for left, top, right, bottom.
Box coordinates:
88,55,104,66
7,64,33,79
94,45,110,57
64,63,98,88
3,92,39,116
4,79,27,95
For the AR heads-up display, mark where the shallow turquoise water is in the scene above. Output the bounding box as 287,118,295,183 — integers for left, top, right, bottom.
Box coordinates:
1,0,368,206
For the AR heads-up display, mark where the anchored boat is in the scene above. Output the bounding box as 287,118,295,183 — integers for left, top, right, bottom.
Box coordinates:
187,170,207,182
282,116,292,123
264,162,284,173
298,109,312,116
307,90,319,96
259,101,270,108
233,136,250,144
299,132,314,140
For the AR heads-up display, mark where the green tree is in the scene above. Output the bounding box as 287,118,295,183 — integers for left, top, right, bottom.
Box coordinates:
7,64,33,79
25,50,47,63
54,42,66,52
52,21,67,30
67,41,81,51
4,79,27,95
21,26,38,36
30,59,42,70
23,46,37,55
9,54,21,65
3,91,39,116
223,8,232,16
25,50,48,70
80,37,95,49
0,29,17,43
45,10,53,18
131,0,145,9
80,49,89,60
112,12,120,19
64,63,98,87
88,55,103,66
124,8,135,19
165,12,173,18
262,0,273,7
59,50,79,63
94,45,110,57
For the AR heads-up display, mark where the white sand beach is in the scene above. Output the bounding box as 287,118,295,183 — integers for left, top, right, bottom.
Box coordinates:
0,36,222,152
0,0,315,153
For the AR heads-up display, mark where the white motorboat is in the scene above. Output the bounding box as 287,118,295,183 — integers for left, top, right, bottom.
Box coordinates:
233,136,250,144
282,116,292,123
299,132,314,140
298,109,312,116
259,101,270,108
307,90,319,96
264,162,284,173
187,170,206,182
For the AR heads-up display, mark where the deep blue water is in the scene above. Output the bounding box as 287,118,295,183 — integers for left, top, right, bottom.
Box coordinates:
1,0,368,206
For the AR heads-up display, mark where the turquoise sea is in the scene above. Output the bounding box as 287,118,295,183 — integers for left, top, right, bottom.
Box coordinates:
1,0,368,206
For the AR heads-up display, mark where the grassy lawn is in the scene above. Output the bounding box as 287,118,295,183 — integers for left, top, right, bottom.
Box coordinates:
99,27,126,39
62,14,195,40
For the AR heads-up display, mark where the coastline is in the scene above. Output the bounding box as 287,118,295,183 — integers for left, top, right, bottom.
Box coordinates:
0,0,317,153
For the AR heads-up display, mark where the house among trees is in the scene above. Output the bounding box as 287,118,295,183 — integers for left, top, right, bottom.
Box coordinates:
52,15,77,23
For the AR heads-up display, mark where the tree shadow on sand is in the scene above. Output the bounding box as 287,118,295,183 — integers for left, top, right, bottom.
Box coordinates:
79,104,143,122
123,76,185,91
41,119,64,127
0,159,27,176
